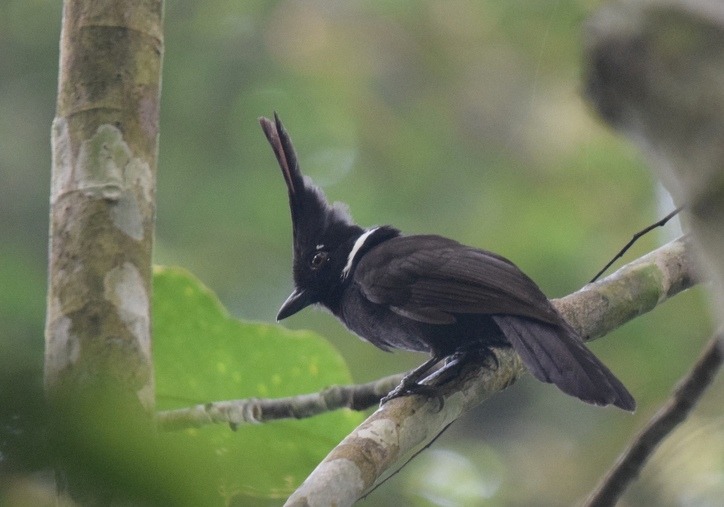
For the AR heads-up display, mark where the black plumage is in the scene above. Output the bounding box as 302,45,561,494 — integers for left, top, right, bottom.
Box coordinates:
260,113,635,411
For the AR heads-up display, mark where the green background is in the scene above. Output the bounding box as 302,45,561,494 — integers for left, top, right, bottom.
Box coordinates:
2,0,721,505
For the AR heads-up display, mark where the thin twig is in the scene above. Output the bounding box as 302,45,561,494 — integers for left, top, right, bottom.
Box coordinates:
360,421,456,500
590,207,683,283
583,334,723,507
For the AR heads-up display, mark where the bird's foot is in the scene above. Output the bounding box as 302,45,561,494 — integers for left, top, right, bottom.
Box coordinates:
381,347,499,405
444,345,499,372
380,355,444,404
380,379,439,404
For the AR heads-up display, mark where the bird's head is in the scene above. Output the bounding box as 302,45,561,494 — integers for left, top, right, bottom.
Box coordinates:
259,114,366,320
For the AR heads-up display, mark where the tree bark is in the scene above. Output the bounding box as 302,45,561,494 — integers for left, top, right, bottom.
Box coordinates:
45,0,164,411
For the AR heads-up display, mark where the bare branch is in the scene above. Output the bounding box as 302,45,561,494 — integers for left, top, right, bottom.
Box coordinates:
156,374,402,431
584,334,723,507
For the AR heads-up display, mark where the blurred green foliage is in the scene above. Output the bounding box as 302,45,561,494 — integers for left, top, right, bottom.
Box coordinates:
153,266,361,502
1,0,721,505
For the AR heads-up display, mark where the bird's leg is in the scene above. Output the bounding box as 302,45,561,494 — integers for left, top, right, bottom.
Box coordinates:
381,345,502,404
381,346,501,405
380,354,444,404
430,345,497,385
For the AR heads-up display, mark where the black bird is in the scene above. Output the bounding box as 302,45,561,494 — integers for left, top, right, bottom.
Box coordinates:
260,113,635,411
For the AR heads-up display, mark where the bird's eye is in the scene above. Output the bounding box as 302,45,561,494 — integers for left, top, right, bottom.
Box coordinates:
310,251,328,270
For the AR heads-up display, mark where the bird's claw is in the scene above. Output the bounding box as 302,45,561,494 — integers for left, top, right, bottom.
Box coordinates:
380,378,443,404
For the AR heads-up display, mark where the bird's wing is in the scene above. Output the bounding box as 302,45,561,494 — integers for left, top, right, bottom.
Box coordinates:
353,235,562,325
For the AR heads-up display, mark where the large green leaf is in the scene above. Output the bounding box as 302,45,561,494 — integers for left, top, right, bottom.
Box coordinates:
152,266,362,502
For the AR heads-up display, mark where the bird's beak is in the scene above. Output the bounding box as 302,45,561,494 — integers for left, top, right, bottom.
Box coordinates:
277,288,314,321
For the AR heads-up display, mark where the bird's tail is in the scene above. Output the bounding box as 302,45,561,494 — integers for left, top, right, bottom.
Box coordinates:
492,315,636,411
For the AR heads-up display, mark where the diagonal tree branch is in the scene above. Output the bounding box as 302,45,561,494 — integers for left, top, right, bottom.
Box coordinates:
584,333,722,507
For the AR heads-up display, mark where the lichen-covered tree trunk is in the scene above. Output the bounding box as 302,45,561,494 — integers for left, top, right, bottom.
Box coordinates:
45,0,164,411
